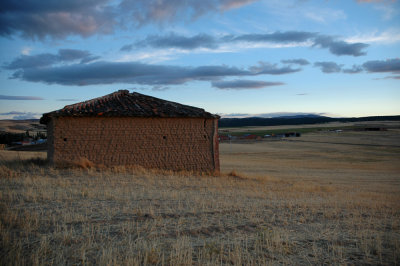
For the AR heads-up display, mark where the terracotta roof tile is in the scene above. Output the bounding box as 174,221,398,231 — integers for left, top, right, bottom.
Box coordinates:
40,90,219,124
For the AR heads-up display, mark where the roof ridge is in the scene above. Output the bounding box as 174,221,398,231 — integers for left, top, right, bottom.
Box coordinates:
62,90,129,111
40,90,219,124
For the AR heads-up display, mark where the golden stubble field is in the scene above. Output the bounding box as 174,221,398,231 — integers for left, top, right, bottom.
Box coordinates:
1,126,399,265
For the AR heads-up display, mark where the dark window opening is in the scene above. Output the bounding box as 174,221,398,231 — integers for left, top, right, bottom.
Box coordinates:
163,136,167,140
63,138,67,142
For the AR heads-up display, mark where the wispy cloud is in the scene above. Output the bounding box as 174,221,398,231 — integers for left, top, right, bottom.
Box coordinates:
121,31,369,57
356,0,398,20
345,29,400,44
373,75,400,80
0,111,41,120
303,8,346,23
120,0,259,26
211,79,284,89
21,47,32,55
3,49,99,70
342,65,364,74
0,95,44,100
250,62,301,74
123,33,219,51
281,58,310,65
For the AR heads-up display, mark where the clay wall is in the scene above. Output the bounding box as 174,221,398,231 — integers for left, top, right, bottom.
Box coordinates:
48,117,219,172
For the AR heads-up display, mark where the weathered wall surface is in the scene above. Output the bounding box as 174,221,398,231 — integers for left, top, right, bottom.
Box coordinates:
48,117,219,172
47,119,54,163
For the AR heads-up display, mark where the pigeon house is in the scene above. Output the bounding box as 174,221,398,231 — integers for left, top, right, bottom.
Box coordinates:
40,90,220,172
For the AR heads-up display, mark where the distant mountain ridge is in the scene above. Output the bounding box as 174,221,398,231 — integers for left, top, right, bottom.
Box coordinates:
219,115,400,127
271,114,325,119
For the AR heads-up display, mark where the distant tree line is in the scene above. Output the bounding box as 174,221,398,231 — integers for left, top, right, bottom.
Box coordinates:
219,115,400,128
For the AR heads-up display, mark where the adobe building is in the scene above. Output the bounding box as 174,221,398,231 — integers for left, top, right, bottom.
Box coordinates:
40,90,220,172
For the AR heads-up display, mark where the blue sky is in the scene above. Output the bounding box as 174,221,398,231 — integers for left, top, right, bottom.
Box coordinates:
0,0,399,119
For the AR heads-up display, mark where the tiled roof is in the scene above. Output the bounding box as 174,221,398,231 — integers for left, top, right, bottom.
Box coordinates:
40,90,219,124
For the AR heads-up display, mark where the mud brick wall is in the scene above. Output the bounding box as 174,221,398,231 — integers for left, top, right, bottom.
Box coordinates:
47,117,219,172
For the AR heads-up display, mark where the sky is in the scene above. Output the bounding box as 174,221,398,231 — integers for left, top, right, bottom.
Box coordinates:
0,0,399,120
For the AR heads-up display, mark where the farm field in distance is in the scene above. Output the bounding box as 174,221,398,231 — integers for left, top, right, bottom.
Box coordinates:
1,121,399,265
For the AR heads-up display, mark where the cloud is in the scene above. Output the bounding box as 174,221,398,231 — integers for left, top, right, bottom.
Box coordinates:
313,58,400,75
303,8,346,23
229,31,317,43
345,29,400,44
58,49,93,61
9,61,248,86
211,79,284,89
21,47,32,55
0,111,41,119
220,0,258,9
121,31,368,57
121,31,316,52
373,75,400,80
281,59,310,65
314,62,343,73
250,62,301,75
7,57,299,86
4,54,59,70
355,0,398,20
0,0,258,39
3,49,99,70
12,113,40,120
362,58,400,74
0,111,26,115
120,0,258,26
313,36,369,56
0,95,44,100
0,0,116,39
386,75,400,79
127,33,218,51
342,65,364,74
385,75,400,79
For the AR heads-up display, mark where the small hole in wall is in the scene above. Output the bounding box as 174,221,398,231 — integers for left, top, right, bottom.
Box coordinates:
204,135,207,139
63,138,67,142
163,136,167,140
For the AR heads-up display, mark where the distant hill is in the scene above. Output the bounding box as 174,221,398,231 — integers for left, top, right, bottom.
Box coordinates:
0,119,44,133
219,115,400,128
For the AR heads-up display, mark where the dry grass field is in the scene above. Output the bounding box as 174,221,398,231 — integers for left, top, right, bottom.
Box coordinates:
1,126,400,265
